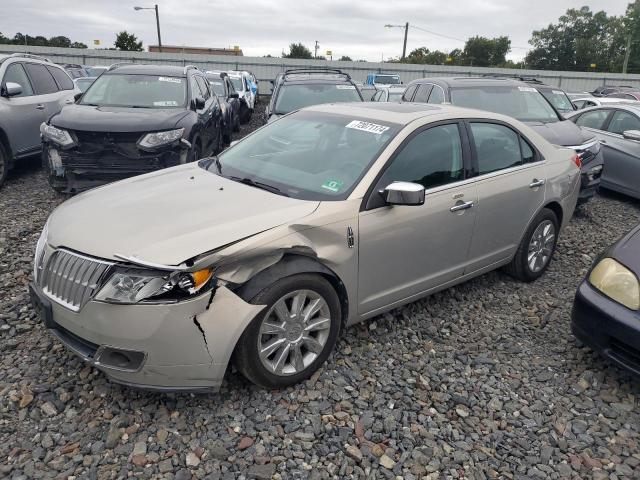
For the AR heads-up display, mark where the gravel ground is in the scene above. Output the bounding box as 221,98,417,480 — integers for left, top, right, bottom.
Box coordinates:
1,101,640,480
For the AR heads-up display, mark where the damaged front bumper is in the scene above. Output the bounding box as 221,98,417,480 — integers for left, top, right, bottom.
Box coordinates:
43,138,189,194
29,282,265,392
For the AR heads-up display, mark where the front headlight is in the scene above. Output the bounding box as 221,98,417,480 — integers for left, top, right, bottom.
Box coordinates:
589,258,640,310
40,123,75,148
137,128,184,149
95,267,213,304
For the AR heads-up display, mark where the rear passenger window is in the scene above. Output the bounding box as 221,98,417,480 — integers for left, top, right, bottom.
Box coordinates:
2,63,34,96
428,86,445,104
380,124,464,190
413,84,433,103
521,138,535,163
402,85,417,102
24,63,59,94
195,76,211,100
575,110,609,130
471,123,522,175
47,66,74,90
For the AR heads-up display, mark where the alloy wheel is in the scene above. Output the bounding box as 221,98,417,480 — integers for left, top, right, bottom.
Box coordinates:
257,289,331,376
527,220,556,273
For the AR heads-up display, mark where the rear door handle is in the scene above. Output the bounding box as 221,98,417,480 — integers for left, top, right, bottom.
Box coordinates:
529,179,545,188
450,201,474,212
35,104,45,110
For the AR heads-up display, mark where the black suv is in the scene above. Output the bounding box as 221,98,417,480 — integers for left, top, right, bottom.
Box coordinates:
41,64,224,193
265,68,363,123
206,71,241,144
402,77,604,204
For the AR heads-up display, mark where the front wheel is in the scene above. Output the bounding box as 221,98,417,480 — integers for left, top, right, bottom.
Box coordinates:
504,208,559,282
234,274,342,389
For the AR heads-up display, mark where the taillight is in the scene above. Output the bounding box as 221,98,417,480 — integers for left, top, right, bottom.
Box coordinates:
572,153,582,169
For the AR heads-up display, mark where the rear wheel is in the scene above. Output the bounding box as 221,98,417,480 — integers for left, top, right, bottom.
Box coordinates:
0,143,8,188
232,111,240,132
239,102,251,124
504,208,559,282
234,274,341,388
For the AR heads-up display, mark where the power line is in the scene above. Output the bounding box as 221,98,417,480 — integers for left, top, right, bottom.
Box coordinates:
407,23,530,50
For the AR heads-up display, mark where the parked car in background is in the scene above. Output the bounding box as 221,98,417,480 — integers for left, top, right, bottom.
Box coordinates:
371,86,405,102
246,71,259,103
566,105,640,200
73,76,96,93
592,85,637,97
356,82,377,101
365,73,401,87
84,66,108,77
572,223,640,376
206,71,241,144
402,77,604,204
41,64,224,193
30,102,580,391
525,81,577,116
265,68,363,123
607,91,640,101
0,53,79,187
227,70,256,123
572,97,639,110
566,91,593,101
63,64,90,79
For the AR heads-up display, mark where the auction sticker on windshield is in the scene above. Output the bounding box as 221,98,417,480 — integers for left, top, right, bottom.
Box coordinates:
518,86,537,93
346,120,390,134
158,77,183,83
336,85,356,89
321,179,344,192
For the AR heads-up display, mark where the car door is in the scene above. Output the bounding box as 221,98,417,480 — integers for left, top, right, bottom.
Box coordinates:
0,62,44,156
196,75,219,151
598,109,640,197
358,122,478,315
412,84,433,103
463,121,547,272
46,65,77,109
23,63,63,125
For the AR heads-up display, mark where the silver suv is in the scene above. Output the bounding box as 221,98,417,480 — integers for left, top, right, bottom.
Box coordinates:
0,53,79,186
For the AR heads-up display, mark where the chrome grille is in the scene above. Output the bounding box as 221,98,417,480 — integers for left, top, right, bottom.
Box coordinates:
40,249,113,311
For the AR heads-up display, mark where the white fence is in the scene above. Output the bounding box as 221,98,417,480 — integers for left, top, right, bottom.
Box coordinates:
3,44,640,93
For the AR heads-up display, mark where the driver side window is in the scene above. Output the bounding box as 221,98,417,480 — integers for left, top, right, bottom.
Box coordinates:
2,63,34,97
378,123,464,191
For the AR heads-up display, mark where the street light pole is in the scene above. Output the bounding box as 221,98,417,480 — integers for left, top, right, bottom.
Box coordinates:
402,22,408,60
134,5,162,52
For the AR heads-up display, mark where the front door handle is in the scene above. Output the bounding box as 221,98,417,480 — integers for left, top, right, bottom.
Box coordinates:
35,104,45,110
450,201,474,212
529,179,545,188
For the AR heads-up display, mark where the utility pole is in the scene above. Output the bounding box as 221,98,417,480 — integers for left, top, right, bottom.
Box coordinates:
623,32,632,74
402,22,409,60
314,41,319,59
154,4,162,52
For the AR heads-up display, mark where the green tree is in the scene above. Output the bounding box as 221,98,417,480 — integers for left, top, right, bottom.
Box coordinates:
463,36,511,67
70,41,88,49
114,31,143,51
0,32,9,44
283,43,313,59
48,36,71,48
339,55,352,61
405,47,448,64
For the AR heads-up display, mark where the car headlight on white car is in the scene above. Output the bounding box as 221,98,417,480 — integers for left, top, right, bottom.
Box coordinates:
589,258,640,310
137,128,184,149
40,123,75,148
95,267,213,304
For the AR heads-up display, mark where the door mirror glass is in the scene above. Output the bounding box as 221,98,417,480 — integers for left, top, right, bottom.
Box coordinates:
383,181,425,206
4,82,23,97
194,97,205,110
622,130,640,141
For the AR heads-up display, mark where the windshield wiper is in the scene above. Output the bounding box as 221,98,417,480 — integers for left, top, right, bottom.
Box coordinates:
229,176,288,196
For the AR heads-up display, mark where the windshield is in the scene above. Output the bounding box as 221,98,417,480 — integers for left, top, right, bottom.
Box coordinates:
80,74,187,108
540,89,575,113
76,78,95,93
84,67,106,77
208,110,401,200
450,86,560,123
274,84,362,114
375,75,400,85
229,76,244,91
208,80,225,96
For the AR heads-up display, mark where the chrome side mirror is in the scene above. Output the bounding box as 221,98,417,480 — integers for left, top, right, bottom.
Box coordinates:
622,130,640,142
383,181,425,206
3,82,22,97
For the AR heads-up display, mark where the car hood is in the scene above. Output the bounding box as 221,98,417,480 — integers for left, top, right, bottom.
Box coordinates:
50,104,190,132
46,163,320,266
609,224,640,275
526,119,594,147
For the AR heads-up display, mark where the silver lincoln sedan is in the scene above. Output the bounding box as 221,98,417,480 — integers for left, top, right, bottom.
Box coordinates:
30,103,581,391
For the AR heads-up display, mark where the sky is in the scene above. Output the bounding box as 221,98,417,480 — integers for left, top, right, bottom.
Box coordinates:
2,0,632,62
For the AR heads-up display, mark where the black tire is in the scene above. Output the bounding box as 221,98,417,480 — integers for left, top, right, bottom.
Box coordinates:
239,102,250,124
234,274,342,389
215,123,225,154
222,118,232,145
504,208,559,282
232,111,240,132
0,142,8,188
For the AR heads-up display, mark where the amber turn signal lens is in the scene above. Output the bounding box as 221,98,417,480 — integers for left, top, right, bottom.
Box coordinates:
192,268,214,289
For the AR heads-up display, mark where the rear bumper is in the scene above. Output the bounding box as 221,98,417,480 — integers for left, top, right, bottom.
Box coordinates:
571,280,640,376
577,150,604,204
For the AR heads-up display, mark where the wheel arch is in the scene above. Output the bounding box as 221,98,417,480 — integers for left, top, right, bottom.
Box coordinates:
233,253,350,329
543,201,563,228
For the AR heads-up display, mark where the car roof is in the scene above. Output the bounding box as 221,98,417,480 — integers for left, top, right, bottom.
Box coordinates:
105,64,190,76
408,76,530,88
303,102,518,125
576,104,640,114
